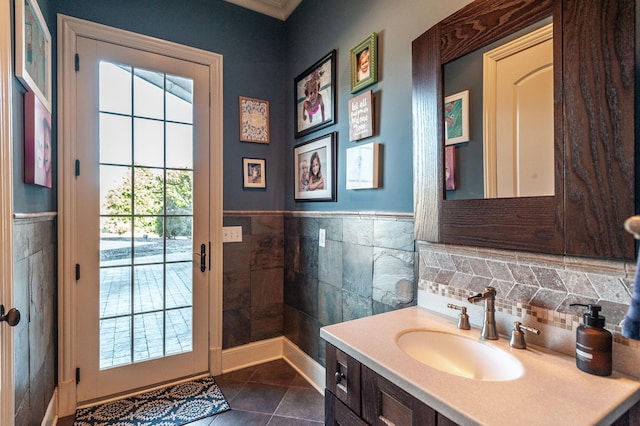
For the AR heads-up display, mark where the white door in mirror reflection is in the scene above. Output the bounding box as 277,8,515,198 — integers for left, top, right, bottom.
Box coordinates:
484,24,554,198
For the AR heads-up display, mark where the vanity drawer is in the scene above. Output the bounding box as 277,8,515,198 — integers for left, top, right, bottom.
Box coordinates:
325,389,368,426
326,342,362,415
362,365,437,426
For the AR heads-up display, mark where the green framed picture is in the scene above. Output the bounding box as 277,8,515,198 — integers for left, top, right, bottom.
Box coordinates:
350,33,378,94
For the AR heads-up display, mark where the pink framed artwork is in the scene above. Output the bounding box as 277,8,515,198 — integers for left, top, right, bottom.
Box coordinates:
24,90,52,188
445,145,456,190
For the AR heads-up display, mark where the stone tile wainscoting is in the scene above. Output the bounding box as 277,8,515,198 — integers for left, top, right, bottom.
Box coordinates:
284,212,416,367
223,213,285,349
417,241,640,377
13,213,57,425
222,211,416,368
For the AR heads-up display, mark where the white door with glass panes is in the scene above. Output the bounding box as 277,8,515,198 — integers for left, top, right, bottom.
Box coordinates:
75,37,210,402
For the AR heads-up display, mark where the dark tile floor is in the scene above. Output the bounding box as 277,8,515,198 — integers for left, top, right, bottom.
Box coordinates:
57,359,324,426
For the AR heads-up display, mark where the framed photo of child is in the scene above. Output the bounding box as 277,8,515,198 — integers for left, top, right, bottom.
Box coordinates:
294,50,336,138
294,132,336,202
350,33,378,94
242,158,266,189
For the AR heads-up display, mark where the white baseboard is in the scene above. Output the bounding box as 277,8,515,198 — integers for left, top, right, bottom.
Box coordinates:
282,338,325,393
221,337,283,372
220,337,325,393
43,389,57,426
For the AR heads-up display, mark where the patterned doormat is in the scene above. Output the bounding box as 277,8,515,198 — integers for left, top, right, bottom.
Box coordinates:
74,376,230,426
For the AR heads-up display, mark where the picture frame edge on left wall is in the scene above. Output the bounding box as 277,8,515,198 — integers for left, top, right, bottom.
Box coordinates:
24,90,53,188
15,0,52,112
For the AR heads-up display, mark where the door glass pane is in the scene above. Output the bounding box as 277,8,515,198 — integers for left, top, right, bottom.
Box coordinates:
99,62,132,115
134,68,164,120
166,170,193,214
100,114,132,165
134,118,164,167
166,74,193,123
100,217,132,267
133,264,164,312
166,308,192,355
133,216,163,265
166,263,191,309
133,312,164,362
166,123,193,169
100,165,132,216
166,218,192,262
100,267,132,317
98,60,195,370
133,167,164,216
100,317,131,368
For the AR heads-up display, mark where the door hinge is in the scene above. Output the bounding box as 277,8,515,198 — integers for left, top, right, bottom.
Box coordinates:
75,53,80,72
75,264,80,281
76,367,80,384
75,159,80,176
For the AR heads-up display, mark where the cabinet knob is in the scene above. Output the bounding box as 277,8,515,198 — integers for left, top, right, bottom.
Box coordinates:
335,371,345,384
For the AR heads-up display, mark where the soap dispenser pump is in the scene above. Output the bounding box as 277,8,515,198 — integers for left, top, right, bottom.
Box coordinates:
570,303,612,376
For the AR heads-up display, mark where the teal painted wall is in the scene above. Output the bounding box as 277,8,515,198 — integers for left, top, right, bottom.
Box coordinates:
13,0,478,213
284,0,473,212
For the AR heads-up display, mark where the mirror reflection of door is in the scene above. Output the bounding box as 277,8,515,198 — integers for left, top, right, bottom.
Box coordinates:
483,24,554,198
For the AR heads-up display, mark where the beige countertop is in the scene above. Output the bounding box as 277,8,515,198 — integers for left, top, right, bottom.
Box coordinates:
320,306,640,426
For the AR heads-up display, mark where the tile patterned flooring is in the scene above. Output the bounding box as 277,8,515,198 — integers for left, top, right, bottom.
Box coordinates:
57,359,324,425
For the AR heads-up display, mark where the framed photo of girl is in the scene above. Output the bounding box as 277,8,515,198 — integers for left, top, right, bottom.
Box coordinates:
294,132,336,202
294,50,336,138
350,33,378,94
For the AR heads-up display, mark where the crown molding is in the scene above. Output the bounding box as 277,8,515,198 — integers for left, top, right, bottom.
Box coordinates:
224,0,301,20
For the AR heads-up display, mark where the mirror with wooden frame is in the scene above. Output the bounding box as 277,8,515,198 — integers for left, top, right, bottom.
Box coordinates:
412,0,635,260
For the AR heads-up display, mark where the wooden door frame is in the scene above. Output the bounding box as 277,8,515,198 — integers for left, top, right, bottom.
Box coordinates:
57,14,224,416
0,0,15,424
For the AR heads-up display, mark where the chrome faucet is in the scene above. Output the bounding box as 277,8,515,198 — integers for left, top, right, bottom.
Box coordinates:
467,287,498,340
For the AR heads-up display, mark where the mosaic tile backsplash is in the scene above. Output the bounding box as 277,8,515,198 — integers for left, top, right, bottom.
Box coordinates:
417,241,640,376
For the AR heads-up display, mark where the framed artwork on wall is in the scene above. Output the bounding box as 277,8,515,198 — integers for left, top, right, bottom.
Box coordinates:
350,32,378,94
445,145,456,190
346,142,381,190
294,50,336,138
294,132,336,201
348,90,374,142
242,157,266,189
24,91,52,188
444,90,470,145
239,96,270,143
15,0,52,112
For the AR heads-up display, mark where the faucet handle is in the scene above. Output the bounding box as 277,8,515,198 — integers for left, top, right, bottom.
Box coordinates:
447,303,471,330
510,321,540,349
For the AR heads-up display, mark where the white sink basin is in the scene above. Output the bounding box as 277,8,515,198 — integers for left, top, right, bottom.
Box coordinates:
396,329,524,381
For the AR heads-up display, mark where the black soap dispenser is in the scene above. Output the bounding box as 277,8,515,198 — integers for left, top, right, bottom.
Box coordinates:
570,303,612,376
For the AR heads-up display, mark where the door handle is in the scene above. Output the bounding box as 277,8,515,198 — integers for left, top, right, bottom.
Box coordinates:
0,305,20,327
193,243,206,272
